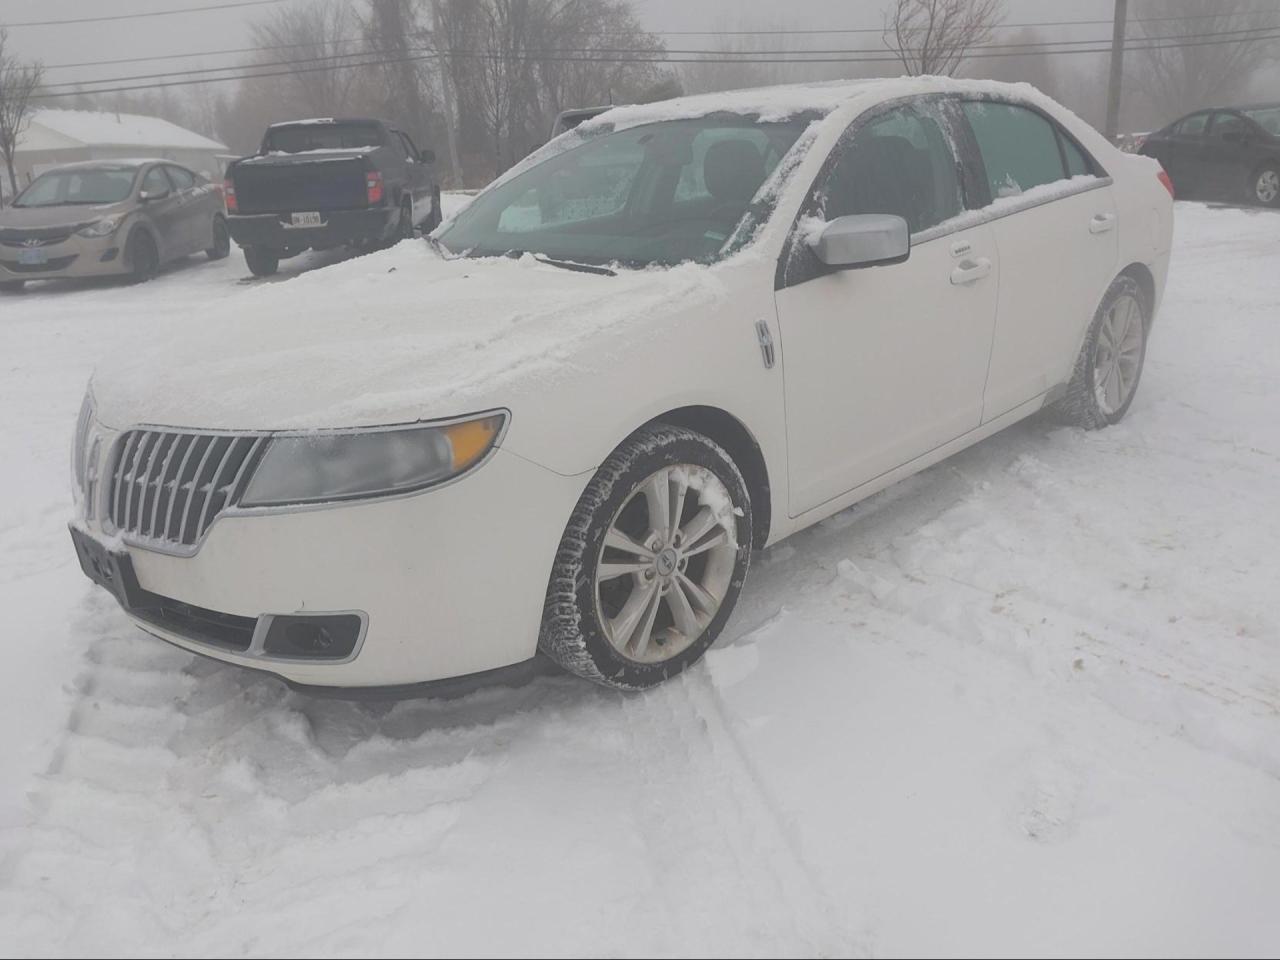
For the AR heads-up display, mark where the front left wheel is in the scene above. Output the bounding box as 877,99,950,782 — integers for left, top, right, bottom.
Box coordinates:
539,425,752,690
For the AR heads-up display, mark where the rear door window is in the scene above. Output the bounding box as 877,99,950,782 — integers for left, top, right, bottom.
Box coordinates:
819,103,963,233
1209,112,1249,139
961,101,1067,199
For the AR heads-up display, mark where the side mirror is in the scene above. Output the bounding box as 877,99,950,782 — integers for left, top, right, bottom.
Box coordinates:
139,187,170,202
420,148,436,165
806,213,910,270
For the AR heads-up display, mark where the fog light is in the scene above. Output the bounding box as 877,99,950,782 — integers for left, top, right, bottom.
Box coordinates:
99,247,119,262
263,613,363,659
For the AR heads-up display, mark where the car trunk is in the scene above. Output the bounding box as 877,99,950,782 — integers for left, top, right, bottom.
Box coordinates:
232,155,368,214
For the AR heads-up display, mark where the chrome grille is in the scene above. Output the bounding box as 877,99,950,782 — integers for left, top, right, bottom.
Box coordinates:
107,430,265,547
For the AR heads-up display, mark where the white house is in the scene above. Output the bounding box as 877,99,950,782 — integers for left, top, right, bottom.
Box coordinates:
9,109,229,194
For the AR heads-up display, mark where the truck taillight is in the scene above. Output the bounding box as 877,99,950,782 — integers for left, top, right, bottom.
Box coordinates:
223,178,237,212
1157,169,1175,199
366,170,384,205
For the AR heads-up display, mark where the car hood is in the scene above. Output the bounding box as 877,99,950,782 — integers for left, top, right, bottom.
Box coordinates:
90,242,723,432
0,200,129,231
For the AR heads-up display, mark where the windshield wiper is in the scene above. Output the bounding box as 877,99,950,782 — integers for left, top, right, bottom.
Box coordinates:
531,255,616,277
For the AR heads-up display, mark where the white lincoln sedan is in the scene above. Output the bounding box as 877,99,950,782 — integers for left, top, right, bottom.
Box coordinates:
70,78,1173,693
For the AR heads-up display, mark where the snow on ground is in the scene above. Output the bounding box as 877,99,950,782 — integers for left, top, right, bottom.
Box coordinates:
1,201,1278,957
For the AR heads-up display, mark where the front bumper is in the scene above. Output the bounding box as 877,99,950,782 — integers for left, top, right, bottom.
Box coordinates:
227,207,397,252
0,230,130,281
72,436,585,689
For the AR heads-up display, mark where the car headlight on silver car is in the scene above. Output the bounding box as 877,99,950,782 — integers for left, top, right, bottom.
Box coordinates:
77,215,124,238
239,412,507,508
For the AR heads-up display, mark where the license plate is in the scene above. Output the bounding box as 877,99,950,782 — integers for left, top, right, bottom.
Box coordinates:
69,526,141,611
18,247,48,265
290,211,323,227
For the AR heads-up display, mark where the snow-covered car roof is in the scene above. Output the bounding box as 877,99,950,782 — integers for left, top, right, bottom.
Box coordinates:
578,76,1069,133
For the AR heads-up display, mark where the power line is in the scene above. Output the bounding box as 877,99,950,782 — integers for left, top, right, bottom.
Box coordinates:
0,0,287,29
37,22,1280,92
31,27,1280,102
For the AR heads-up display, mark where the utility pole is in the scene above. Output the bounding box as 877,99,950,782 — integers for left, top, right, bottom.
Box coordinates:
1105,0,1128,142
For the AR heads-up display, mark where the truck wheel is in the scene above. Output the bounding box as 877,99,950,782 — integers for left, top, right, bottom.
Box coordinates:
392,200,414,244
244,246,279,277
424,186,443,231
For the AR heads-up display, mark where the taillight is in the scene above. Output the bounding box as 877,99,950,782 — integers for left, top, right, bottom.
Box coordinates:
1157,169,1175,199
223,178,237,213
366,170,384,206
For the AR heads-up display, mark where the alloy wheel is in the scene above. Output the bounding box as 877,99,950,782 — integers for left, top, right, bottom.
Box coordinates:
1255,169,1279,205
594,464,738,664
1092,292,1144,416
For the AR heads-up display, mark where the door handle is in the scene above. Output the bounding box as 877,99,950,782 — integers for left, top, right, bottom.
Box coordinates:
1089,213,1117,234
950,257,991,285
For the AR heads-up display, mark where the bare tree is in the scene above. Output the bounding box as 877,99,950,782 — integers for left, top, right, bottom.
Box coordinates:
1131,0,1280,128
883,0,1005,77
0,28,44,204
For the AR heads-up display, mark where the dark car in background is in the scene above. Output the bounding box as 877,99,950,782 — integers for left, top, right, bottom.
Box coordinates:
224,117,440,276
0,159,229,292
1139,103,1280,207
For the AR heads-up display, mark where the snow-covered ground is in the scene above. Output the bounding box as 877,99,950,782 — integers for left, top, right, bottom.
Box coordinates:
1,201,1278,957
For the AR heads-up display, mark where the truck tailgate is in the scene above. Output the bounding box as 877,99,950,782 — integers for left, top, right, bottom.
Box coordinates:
234,157,367,213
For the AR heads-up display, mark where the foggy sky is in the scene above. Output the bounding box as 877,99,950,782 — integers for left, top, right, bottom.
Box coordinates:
4,0,1119,87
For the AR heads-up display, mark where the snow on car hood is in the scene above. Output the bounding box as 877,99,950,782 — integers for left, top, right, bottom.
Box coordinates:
90,242,722,432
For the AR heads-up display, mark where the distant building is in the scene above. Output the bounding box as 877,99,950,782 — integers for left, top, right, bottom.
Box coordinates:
11,109,229,190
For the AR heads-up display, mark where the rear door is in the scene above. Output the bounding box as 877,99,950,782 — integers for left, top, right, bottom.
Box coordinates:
774,97,1000,514
957,100,1119,421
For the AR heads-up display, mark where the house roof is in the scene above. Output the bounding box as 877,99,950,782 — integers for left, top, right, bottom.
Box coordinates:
20,109,227,152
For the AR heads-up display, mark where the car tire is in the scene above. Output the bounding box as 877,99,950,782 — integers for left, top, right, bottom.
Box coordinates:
206,216,231,260
1249,164,1280,207
1052,274,1148,430
244,246,279,277
0,279,25,293
125,230,159,284
539,424,753,690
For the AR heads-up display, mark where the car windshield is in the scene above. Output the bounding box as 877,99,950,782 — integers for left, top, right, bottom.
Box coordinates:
438,115,811,268
1242,106,1280,137
264,122,384,153
14,167,137,207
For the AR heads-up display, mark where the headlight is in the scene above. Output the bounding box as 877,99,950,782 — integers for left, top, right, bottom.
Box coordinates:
77,215,123,238
239,412,507,508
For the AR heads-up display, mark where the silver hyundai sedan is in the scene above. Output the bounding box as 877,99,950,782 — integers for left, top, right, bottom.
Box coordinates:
0,159,229,292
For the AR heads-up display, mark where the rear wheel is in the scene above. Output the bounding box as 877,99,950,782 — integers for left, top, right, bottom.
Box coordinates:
539,425,752,690
391,200,414,245
244,246,279,277
1053,275,1148,429
206,216,230,260
1250,165,1280,207
125,230,159,284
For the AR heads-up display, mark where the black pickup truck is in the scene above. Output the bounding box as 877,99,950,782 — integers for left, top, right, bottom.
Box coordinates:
224,117,441,276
